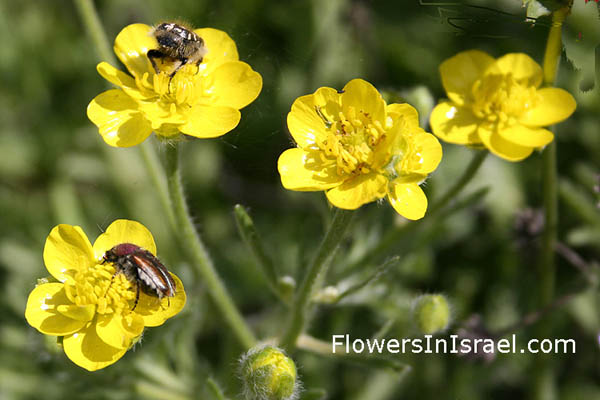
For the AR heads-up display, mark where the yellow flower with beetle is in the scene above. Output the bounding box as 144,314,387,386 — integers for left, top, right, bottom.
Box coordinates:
25,219,185,371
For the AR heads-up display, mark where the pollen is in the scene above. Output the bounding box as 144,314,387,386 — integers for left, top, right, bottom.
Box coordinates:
471,73,539,129
315,106,388,176
64,263,136,315
138,64,205,107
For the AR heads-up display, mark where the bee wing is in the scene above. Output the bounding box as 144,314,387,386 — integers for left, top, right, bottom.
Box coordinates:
132,253,176,297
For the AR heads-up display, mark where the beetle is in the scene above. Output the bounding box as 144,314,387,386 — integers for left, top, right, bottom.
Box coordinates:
102,243,176,310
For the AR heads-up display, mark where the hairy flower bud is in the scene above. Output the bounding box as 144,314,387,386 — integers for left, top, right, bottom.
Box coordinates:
413,294,451,335
239,345,299,400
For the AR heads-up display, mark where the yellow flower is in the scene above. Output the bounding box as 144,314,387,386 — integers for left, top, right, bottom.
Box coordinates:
24,220,186,371
277,79,442,220
430,50,576,161
87,23,262,147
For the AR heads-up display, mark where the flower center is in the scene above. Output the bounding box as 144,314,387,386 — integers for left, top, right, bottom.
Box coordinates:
64,263,136,315
136,64,206,107
314,105,387,176
471,73,538,127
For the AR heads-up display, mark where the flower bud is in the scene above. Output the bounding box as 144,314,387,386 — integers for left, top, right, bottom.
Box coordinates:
413,294,451,335
277,276,296,302
239,345,299,400
313,285,339,304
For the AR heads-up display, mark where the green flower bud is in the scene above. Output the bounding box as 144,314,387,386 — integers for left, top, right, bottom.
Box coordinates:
313,285,339,304
277,276,296,303
240,345,299,400
413,294,451,335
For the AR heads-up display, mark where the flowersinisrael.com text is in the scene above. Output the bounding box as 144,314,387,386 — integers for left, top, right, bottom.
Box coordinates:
332,334,576,355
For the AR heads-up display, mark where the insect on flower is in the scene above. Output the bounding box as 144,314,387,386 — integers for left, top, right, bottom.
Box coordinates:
102,243,176,310
147,22,207,76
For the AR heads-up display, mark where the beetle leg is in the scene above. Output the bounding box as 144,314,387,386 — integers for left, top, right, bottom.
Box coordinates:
132,284,140,311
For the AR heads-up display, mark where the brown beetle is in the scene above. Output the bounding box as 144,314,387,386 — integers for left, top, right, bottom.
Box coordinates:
102,243,176,310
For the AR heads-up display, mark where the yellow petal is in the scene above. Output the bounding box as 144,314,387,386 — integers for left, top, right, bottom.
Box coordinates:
136,273,186,327
405,130,443,175
498,125,554,148
387,182,428,220
63,323,128,371
179,105,241,138
206,61,262,109
97,62,135,89
519,88,576,127
96,313,144,349
287,92,332,147
195,28,239,76
57,304,96,322
430,102,482,145
341,79,386,125
137,101,188,130
43,224,94,282
478,125,533,161
93,219,157,261
113,23,156,78
313,87,342,122
440,50,495,105
278,148,340,191
87,89,153,147
386,103,419,128
25,283,88,336
96,62,150,100
325,174,387,210
486,53,543,88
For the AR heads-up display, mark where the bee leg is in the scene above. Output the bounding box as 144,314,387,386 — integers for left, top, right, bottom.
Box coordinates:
147,49,165,74
168,58,186,77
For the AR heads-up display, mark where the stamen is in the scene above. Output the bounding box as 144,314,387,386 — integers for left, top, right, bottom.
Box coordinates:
315,105,392,177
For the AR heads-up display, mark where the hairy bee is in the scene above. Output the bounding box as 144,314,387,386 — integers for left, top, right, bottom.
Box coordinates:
147,22,207,76
102,243,176,310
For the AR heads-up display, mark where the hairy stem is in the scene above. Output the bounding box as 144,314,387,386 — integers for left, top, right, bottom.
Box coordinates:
534,6,570,400
73,0,116,65
165,143,256,349
280,208,353,350
344,149,486,274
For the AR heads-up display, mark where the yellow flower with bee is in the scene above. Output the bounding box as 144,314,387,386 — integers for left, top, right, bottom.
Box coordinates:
24,220,186,371
87,23,262,147
430,50,576,161
278,79,442,220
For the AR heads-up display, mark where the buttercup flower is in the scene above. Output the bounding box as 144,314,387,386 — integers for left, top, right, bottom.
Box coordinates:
430,50,576,161
25,220,186,371
278,79,442,220
87,23,262,147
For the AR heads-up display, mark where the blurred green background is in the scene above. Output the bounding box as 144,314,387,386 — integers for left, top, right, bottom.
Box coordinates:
1,0,599,399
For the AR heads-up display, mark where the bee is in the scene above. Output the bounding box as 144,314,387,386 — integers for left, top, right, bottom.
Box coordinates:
147,22,207,76
102,243,176,310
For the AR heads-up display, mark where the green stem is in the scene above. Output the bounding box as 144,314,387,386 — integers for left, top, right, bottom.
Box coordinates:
428,149,487,215
539,139,557,305
539,7,569,307
73,0,116,65
139,140,177,231
234,204,286,303
165,143,257,349
534,7,570,400
280,208,354,350
343,149,486,274
296,334,410,373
